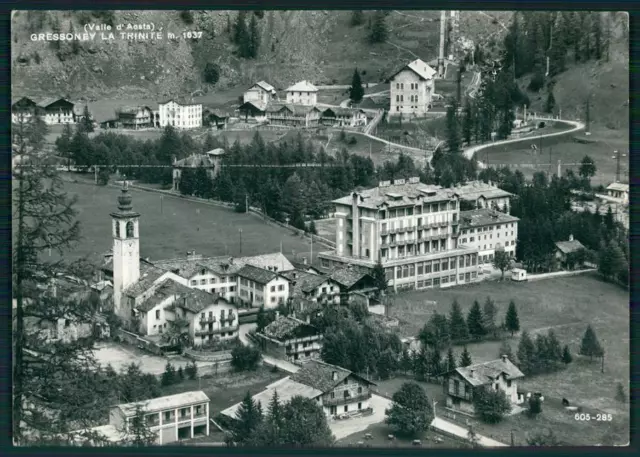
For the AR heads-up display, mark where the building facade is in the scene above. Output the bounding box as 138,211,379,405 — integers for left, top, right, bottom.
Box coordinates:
243,81,277,105
110,391,210,445
320,108,369,128
36,98,76,125
236,264,290,309
606,182,629,205
388,59,436,117
285,81,318,106
158,99,202,129
319,178,480,292
172,149,225,191
266,103,321,128
118,106,153,129
458,209,519,264
444,356,525,415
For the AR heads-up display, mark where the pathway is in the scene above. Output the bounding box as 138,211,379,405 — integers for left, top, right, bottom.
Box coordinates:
462,117,586,165
430,417,508,447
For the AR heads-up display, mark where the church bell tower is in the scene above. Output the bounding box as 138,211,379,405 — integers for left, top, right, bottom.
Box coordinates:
111,182,140,319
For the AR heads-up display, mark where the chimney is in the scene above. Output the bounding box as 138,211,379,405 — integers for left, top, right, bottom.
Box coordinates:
303,257,308,265
332,371,338,381
306,315,311,324
469,369,474,378
501,354,508,363
569,234,574,242
275,311,280,319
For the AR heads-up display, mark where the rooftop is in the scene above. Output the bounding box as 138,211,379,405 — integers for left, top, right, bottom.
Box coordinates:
290,359,374,393
291,272,330,294
261,315,317,340
322,107,366,117
266,103,321,116
452,180,513,201
38,97,73,108
332,180,457,210
454,357,524,387
173,153,217,169
239,100,268,112
123,266,169,299
286,80,319,92
607,182,629,192
460,208,520,228
555,239,586,254
388,58,437,82
330,266,373,289
254,81,276,93
236,264,279,285
221,377,322,419
136,277,222,314
115,390,210,417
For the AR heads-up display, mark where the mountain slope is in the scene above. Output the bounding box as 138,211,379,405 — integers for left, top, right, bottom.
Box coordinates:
12,10,500,100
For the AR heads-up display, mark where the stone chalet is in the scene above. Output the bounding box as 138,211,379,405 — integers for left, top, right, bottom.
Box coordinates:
172,148,226,191
237,100,269,123
221,360,376,420
202,107,230,130
444,356,525,416
329,266,379,302
70,391,210,445
452,181,513,213
554,234,587,269
256,314,323,364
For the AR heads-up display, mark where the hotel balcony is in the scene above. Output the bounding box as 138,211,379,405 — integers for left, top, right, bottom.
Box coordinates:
323,391,372,407
220,313,236,323
195,324,239,336
199,316,217,325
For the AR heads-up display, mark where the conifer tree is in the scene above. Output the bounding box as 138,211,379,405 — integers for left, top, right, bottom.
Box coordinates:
561,345,573,364
505,300,520,336
350,10,364,27
445,102,461,153
449,300,469,341
482,296,498,337
248,13,260,58
517,331,536,374
459,346,472,367
545,90,556,114
467,300,485,339
579,324,603,360
349,68,365,104
446,346,457,371
369,11,388,43
462,98,473,146
232,391,263,444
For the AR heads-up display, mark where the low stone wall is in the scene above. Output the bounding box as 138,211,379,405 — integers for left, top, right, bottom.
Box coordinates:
115,328,163,355
183,349,233,363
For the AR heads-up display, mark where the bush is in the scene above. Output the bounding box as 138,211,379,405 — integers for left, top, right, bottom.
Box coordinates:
231,346,262,371
472,387,511,423
204,62,220,85
528,73,545,92
180,11,194,24
348,136,357,145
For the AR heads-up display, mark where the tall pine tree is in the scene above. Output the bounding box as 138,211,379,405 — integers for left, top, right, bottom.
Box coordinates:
349,68,365,104
449,299,469,341
467,300,486,339
505,300,520,336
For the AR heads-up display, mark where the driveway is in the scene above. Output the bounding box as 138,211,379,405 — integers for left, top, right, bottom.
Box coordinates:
329,394,393,440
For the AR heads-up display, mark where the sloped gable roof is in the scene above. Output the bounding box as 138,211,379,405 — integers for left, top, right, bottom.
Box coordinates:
236,264,279,285
286,80,318,92
555,239,586,254
290,359,375,393
254,81,276,93
454,357,524,387
387,59,436,82
261,315,319,341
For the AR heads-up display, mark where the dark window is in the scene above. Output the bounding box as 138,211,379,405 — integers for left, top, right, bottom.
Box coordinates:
126,221,134,238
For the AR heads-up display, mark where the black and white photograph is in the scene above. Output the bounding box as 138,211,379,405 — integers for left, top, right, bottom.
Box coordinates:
11,8,630,448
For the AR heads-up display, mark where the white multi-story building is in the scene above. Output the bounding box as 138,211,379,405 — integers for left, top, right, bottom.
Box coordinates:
452,180,514,213
285,80,318,106
236,264,290,309
319,177,481,292
458,209,519,264
72,391,211,445
158,98,202,129
388,59,436,117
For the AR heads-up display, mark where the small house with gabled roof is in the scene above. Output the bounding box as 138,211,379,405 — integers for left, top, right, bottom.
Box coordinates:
387,58,436,117
285,80,318,106
444,355,525,415
243,80,277,105
256,314,323,363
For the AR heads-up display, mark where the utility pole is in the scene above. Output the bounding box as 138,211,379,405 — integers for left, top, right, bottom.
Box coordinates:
245,193,248,213
438,11,447,78
94,165,98,184
239,228,243,255
585,98,591,135
601,348,605,374
310,235,313,264
613,150,626,183
548,145,553,179
160,195,163,214
557,159,561,178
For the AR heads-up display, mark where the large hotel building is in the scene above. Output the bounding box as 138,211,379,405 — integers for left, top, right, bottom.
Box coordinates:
319,178,518,292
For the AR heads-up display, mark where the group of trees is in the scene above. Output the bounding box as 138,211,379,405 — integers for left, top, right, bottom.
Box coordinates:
368,11,389,44
385,382,434,437
231,11,261,59
419,298,521,350
228,390,334,447
231,345,262,371
516,329,572,376
317,304,403,380
160,360,198,386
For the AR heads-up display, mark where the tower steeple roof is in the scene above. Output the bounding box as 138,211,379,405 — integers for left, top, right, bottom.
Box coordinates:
111,181,140,218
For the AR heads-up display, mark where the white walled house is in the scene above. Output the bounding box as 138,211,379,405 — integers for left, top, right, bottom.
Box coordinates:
458,209,519,264
320,107,369,128
236,264,290,309
606,182,629,205
453,181,513,213
444,356,525,415
243,81,277,105
283,271,342,305
387,59,436,117
158,98,202,129
285,81,318,106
